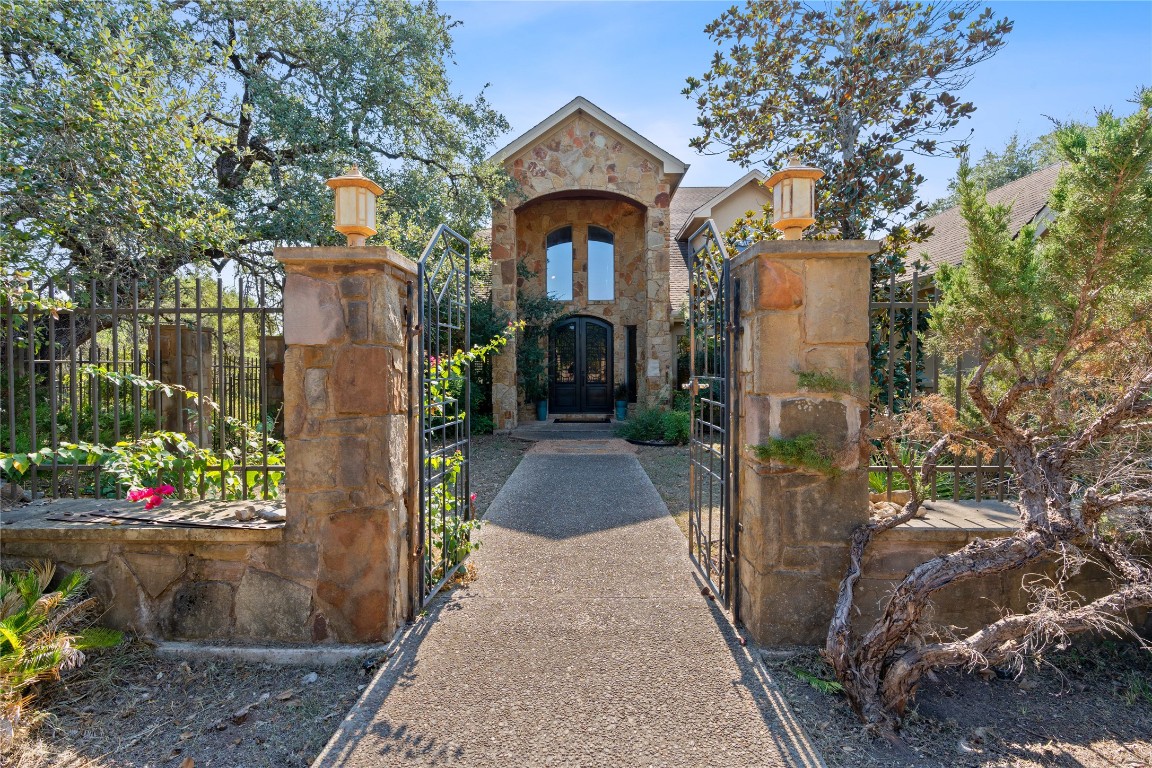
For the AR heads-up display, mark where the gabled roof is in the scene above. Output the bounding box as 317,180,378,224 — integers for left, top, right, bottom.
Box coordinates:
913,164,1062,274
490,96,689,177
674,170,768,240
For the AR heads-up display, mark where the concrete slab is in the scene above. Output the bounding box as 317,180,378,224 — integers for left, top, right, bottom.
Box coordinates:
313,451,824,767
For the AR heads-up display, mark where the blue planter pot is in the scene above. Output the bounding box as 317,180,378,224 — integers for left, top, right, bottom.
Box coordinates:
615,401,628,420
536,400,548,421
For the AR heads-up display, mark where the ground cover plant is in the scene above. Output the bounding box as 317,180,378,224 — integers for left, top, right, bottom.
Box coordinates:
825,92,1152,738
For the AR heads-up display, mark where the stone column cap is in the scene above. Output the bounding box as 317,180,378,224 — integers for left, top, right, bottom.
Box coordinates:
274,246,416,276
731,239,880,268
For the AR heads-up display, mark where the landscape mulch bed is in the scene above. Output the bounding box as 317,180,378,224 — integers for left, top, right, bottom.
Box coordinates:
771,643,1152,768
3,642,369,768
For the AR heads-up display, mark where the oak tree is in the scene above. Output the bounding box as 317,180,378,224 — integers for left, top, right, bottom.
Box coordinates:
2,0,509,282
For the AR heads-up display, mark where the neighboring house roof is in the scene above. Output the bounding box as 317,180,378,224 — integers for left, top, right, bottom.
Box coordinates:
668,186,725,318
489,96,690,179
913,163,1062,274
674,170,768,241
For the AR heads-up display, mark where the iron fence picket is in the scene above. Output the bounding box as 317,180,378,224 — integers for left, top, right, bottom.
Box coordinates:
0,275,283,502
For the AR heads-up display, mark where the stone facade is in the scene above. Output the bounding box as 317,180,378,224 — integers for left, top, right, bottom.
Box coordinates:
490,109,677,428
732,240,877,645
511,197,648,421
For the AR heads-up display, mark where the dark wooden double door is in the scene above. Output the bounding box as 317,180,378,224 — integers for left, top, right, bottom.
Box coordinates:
550,317,613,413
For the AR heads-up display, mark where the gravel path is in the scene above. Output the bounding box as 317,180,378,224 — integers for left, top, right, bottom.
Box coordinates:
313,440,823,768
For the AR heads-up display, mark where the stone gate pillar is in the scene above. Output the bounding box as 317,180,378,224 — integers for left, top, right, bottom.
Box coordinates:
274,246,414,643
732,240,878,645
261,334,285,438
490,202,519,430
148,324,214,446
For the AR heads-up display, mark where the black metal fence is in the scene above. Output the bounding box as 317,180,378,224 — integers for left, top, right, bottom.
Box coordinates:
1,275,284,501
870,268,1011,502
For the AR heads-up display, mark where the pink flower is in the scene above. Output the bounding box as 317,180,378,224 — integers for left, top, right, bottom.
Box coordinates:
470,493,477,503
130,484,174,506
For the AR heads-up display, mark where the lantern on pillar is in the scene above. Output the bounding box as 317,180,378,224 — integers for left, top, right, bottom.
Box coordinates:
766,154,824,240
325,166,384,246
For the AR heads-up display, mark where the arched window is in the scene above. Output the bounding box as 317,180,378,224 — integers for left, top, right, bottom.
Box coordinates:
587,226,614,301
546,226,573,300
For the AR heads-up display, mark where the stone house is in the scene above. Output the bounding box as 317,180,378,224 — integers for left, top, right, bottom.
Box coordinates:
487,97,772,429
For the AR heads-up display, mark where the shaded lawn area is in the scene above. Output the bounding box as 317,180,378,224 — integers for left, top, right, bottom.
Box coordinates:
470,433,530,518
634,444,690,539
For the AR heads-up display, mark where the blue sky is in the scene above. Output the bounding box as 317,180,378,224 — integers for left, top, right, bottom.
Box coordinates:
441,0,1152,204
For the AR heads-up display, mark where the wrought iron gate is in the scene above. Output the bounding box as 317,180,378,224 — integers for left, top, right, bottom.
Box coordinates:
413,225,472,607
687,220,738,614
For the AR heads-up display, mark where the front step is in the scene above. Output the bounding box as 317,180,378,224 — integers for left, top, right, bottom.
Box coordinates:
508,419,618,442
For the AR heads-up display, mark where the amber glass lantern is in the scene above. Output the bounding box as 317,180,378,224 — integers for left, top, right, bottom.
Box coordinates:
325,166,384,246
766,154,824,240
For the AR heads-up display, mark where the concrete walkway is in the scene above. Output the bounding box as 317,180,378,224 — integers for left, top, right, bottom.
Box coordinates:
313,440,823,768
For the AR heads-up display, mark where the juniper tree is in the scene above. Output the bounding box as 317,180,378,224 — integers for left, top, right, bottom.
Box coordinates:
827,91,1152,737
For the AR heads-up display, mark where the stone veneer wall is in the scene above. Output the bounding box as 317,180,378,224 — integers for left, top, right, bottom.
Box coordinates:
490,112,674,429
1,512,307,642
854,523,1128,635
732,240,877,646
513,197,647,421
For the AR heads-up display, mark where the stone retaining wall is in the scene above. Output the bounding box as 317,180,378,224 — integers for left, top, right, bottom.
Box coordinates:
856,521,1134,636
2,510,303,641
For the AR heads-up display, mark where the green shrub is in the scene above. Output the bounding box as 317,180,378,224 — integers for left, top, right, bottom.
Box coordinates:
616,408,690,445
0,561,123,730
662,410,690,444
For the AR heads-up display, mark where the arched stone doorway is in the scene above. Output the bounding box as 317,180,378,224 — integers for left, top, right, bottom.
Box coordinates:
550,316,613,413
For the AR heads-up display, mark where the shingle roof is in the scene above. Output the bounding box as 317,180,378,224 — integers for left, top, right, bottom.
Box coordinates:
668,187,725,316
912,164,1062,273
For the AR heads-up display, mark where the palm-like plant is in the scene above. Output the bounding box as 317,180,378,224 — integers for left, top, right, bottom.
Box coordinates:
0,561,122,732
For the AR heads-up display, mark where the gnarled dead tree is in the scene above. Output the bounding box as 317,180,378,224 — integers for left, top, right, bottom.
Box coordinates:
826,90,1152,738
